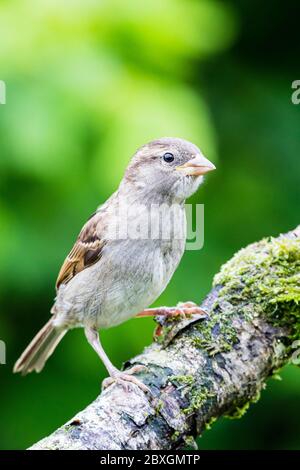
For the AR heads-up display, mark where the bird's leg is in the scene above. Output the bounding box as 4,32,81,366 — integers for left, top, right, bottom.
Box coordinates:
84,327,150,394
136,301,207,319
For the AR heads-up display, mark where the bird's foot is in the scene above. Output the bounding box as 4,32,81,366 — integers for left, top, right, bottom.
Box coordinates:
102,364,150,394
137,302,206,319
151,301,207,320
168,301,208,319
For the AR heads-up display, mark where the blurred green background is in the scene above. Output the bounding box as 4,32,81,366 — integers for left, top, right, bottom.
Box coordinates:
0,0,299,450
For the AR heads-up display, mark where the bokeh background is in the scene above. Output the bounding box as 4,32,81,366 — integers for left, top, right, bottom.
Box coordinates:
0,0,299,450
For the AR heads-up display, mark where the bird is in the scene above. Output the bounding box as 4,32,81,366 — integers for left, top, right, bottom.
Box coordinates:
14,137,216,392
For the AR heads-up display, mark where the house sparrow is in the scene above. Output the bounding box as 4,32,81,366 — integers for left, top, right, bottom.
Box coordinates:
14,137,215,392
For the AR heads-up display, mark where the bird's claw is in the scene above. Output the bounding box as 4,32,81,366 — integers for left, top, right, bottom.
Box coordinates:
177,301,209,318
102,365,150,394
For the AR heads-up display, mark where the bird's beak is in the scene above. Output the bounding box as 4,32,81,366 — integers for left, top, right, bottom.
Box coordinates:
176,153,216,176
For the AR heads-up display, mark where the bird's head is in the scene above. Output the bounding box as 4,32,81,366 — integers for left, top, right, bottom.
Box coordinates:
122,137,216,203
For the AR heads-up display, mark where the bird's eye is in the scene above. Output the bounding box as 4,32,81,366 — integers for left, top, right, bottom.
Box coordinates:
163,152,174,163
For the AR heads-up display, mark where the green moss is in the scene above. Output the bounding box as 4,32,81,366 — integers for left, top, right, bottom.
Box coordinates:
183,435,198,449
169,374,195,387
155,399,164,414
155,324,173,344
224,390,261,419
169,374,214,417
204,416,217,431
192,316,238,355
225,401,251,419
183,387,214,415
213,236,300,342
171,430,180,441
188,294,239,355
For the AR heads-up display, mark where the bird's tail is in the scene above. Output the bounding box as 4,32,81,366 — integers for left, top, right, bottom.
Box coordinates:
13,320,67,375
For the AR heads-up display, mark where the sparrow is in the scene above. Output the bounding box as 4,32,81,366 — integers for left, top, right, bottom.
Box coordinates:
14,137,216,392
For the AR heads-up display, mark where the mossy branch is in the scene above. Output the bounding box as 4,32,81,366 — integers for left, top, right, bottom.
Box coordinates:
30,226,300,450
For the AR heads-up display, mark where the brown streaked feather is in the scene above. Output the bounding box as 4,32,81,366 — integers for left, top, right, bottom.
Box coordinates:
56,211,105,289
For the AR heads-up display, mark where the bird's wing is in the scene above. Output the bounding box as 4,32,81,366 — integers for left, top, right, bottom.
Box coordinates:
56,211,106,289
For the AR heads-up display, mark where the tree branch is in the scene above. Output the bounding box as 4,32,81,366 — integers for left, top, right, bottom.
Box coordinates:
30,226,300,450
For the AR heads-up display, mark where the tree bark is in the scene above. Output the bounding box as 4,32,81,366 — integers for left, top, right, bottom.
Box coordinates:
30,226,300,450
